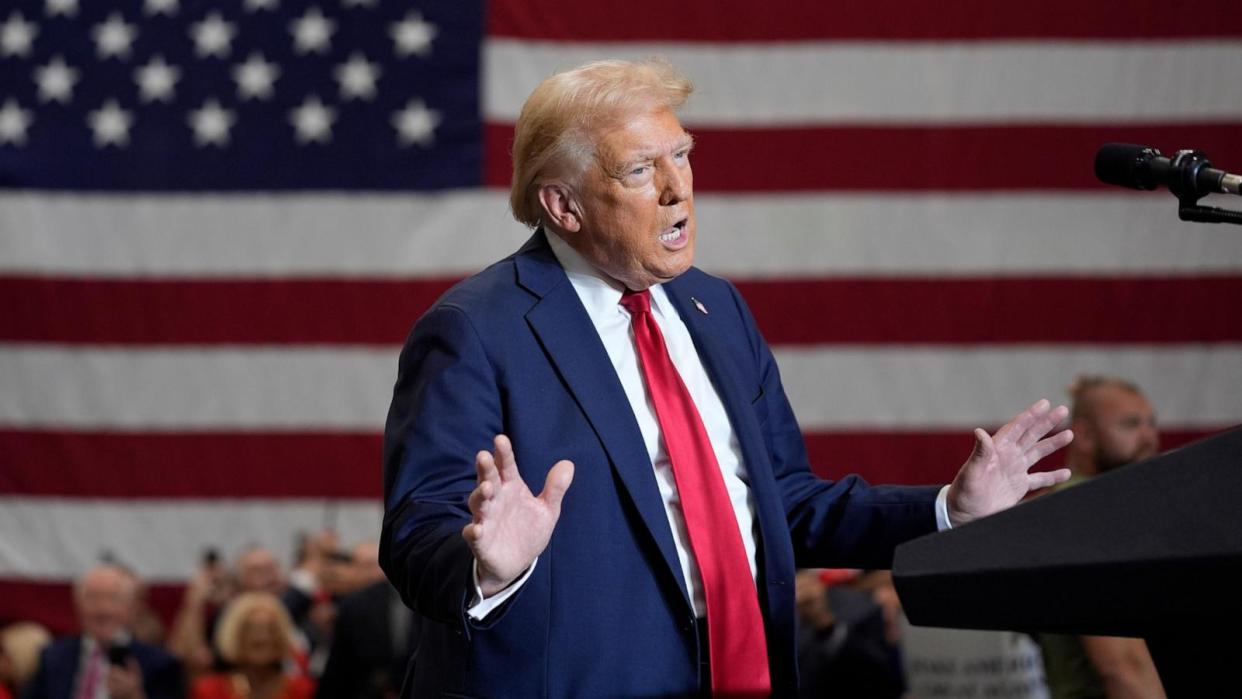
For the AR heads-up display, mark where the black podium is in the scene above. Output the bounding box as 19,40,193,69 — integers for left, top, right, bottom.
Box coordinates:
892,426,1242,696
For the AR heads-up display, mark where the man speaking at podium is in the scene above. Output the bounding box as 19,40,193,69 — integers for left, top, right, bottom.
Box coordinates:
380,59,1073,697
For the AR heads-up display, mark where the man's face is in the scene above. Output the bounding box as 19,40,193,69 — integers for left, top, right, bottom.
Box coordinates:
1082,387,1160,473
238,549,283,594
564,107,696,290
76,569,135,644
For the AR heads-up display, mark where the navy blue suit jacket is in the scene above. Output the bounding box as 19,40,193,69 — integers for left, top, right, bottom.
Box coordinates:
380,230,939,697
22,636,183,699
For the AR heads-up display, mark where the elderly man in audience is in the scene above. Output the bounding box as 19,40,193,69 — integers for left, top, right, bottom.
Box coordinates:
23,565,183,699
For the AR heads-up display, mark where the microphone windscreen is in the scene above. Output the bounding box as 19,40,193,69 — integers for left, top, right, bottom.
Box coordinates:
1094,143,1155,189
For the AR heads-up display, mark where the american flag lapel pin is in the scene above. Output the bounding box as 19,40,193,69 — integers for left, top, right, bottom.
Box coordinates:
691,296,708,315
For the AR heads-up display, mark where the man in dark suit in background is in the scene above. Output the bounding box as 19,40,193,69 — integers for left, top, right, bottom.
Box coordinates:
380,58,1073,697
315,579,416,699
316,542,416,699
23,565,182,699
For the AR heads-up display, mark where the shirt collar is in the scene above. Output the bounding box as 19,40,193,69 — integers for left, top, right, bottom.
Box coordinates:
545,229,677,320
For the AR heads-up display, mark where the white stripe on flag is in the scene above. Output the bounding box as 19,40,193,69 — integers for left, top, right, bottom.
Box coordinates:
483,40,1242,124
3,345,1239,429
0,190,517,278
774,345,1242,428
5,192,1242,277
0,497,382,581
0,346,397,429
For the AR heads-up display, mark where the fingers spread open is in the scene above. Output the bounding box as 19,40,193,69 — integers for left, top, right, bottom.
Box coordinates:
1017,403,1068,450
1027,429,1074,463
993,399,1048,446
1027,467,1071,492
1018,399,1053,441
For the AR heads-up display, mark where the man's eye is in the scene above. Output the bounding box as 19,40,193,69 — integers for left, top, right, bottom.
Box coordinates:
629,166,648,177
674,149,689,160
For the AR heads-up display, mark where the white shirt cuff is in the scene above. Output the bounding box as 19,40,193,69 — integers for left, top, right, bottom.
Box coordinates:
466,558,537,621
935,485,953,531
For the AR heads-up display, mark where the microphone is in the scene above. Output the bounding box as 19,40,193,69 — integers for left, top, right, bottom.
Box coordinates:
1095,143,1241,198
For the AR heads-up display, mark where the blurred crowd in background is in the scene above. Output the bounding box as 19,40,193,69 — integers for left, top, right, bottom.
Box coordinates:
0,544,914,699
0,375,1165,699
1,531,414,699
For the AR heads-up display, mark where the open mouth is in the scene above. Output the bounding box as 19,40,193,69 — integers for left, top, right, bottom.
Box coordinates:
659,218,688,244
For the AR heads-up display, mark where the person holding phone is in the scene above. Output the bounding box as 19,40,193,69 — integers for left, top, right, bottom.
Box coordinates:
22,565,184,699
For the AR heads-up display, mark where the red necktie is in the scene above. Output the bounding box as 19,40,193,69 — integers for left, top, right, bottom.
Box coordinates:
620,289,771,696
77,643,104,699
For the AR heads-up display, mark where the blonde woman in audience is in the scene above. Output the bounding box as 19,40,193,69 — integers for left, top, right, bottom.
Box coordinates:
191,593,313,699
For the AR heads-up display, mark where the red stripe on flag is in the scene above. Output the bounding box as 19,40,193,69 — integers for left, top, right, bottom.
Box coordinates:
0,430,383,498
1,277,455,346
484,122,1242,192
5,276,1242,345
0,428,1221,498
488,0,1242,41
0,579,183,634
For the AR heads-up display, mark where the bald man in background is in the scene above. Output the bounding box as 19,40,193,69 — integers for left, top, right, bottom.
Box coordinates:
1037,376,1165,699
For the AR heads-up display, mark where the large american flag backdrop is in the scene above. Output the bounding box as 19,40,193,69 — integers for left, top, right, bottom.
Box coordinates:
2,0,1241,632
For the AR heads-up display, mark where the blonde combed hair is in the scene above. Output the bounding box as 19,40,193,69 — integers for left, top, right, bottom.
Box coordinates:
212,592,296,665
508,58,694,227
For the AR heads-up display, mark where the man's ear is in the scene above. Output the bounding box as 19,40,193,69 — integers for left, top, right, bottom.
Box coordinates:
537,183,582,233
1071,417,1095,452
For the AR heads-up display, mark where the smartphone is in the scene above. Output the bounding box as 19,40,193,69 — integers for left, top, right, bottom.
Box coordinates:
107,641,132,667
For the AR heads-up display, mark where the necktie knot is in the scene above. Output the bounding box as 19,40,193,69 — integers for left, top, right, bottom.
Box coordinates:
620,288,652,315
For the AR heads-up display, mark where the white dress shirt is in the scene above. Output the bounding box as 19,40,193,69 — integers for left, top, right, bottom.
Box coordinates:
549,231,761,617
469,232,951,619
75,636,110,699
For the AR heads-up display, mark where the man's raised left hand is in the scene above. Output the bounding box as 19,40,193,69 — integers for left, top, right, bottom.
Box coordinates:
947,399,1074,527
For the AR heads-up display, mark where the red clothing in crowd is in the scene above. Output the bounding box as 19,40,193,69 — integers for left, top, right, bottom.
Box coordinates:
190,673,314,699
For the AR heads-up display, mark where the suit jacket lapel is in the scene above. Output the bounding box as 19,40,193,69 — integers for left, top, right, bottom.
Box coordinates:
664,276,790,586
516,232,691,609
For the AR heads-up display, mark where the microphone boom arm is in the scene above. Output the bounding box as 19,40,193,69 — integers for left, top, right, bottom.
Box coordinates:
1179,203,1242,225
1171,150,1242,226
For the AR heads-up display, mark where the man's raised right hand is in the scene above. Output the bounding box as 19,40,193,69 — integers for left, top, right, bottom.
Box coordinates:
462,434,574,597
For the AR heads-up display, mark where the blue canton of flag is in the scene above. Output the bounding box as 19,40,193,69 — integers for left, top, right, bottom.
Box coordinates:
0,0,483,190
